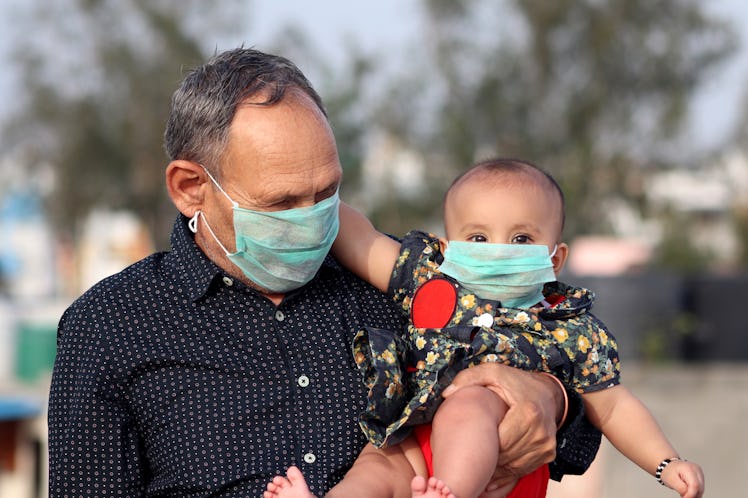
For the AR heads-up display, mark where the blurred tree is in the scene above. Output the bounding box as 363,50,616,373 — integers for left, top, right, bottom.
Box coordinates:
734,206,748,268
651,209,713,274
6,0,243,250
367,0,736,240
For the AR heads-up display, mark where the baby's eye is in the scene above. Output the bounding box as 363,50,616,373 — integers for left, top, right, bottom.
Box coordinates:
511,234,532,244
468,234,488,243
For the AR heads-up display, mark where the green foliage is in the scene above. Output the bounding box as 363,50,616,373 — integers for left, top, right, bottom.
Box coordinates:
3,0,740,263
365,0,736,239
652,210,713,274
6,0,243,249
732,206,748,268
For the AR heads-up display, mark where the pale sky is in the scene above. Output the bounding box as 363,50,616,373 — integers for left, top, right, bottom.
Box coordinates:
246,0,748,152
1,0,747,151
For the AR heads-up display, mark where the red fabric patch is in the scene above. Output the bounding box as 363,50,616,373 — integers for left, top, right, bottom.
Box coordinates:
411,278,457,328
544,294,566,307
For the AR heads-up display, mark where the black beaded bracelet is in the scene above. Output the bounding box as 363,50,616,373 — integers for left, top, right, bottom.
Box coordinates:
655,457,685,485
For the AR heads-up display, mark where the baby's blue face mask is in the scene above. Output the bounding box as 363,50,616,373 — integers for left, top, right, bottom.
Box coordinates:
438,241,557,308
189,167,339,293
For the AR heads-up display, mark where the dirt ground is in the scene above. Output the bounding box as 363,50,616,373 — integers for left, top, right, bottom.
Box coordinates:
547,362,748,498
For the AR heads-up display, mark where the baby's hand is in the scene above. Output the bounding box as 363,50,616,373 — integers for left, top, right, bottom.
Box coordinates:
661,460,705,498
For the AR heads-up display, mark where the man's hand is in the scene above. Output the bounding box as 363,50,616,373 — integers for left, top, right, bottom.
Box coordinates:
442,363,562,488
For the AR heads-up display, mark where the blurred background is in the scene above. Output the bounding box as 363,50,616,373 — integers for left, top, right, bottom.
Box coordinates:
0,0,746,496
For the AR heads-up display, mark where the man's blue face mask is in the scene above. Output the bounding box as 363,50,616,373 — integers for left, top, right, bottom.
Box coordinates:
438,241,557,308
189,167,340,293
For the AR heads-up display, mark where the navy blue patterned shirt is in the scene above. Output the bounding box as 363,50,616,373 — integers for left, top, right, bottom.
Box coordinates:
48,215,598,497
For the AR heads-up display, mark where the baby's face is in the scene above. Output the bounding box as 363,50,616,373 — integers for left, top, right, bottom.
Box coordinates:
443,174,562,253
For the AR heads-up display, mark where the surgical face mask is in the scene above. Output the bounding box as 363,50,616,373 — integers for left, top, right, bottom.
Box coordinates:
189,167,340,293
438,241,557,308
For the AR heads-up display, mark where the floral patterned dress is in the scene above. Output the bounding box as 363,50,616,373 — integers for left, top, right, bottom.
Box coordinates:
352,231,621,448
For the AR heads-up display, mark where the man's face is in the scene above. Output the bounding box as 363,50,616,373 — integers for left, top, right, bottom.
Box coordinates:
202,91,343,255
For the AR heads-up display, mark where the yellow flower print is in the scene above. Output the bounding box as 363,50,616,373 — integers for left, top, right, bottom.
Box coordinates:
415,336,426,350
522,332,534,344
515,311,530,323
425,351,439,365
552,328,569,343
577,335,591,354
534,322,543,332
600,330,609,346
461,294,476,308
354,351,365,365
381,349,396,365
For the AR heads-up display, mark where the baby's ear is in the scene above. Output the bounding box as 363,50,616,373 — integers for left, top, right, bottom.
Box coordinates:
438,237,449,255
551,242,569,275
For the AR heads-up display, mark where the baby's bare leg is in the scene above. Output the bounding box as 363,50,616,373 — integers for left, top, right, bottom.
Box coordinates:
431,385,508,498
326,438,428,498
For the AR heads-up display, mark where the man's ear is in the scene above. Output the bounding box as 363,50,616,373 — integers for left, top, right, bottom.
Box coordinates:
165,160,207,218
551,242,569,276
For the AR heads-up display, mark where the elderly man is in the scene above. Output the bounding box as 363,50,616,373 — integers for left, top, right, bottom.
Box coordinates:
48,48,599,497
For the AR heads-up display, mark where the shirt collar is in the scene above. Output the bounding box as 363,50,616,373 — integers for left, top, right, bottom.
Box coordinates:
166,214,225,302
166,214,343,302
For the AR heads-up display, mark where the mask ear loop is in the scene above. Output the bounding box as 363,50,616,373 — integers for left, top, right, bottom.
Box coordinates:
200,164,239,208
187,209,232,257
188,211,200,233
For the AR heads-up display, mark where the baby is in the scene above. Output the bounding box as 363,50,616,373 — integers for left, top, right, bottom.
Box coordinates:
266,158,704,498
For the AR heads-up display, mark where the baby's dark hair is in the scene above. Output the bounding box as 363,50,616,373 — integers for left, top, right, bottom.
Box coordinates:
445,158,566,233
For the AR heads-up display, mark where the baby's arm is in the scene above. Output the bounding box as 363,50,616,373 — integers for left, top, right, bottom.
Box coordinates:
583,386,704,497
332,202,402,293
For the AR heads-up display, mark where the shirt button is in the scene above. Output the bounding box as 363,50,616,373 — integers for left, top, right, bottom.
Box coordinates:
477,313,494,328
275,310,285,322
303,452,316,464
297,375,310,387
222,276,233,286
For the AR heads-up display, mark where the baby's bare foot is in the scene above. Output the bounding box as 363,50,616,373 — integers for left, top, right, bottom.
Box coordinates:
264,466,316,498
411,475,456,498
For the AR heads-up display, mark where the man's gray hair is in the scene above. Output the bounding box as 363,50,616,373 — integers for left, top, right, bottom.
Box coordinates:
163,48,326,177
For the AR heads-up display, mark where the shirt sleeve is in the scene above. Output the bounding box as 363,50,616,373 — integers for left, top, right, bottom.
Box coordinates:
550,387,602,480
548,312,622,394
387,230,443,313
48,304,147,497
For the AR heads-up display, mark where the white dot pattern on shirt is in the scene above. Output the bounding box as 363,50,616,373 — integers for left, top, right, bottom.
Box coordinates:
48,216,405,497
